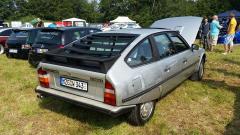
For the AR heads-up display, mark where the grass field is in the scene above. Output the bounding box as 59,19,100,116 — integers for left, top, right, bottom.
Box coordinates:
0,45,240,135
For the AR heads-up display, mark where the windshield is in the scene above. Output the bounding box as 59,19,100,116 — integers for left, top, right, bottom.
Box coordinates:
66,34,138,58
35,30,62,45
8,30,28,40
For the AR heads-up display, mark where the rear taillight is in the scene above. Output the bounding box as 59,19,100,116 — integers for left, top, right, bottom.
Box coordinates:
58,45,64,48
104,80,116,106
37,68,49,88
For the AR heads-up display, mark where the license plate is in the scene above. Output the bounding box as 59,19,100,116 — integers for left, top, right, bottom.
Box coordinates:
60,77,88,91
9,49,18,53
36,48,48,53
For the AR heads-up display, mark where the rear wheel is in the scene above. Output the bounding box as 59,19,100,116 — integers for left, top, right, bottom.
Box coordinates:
0,44,4,54
128,101,155,126
190,59,204,81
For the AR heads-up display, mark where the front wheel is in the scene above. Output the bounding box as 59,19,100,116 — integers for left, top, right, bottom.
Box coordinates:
0,44,4,54
6,52,13,58
190,60,205,81
127,101,155,126
28,55,39,68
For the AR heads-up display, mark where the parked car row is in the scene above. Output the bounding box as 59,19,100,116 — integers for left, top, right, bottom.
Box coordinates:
0,27,101,67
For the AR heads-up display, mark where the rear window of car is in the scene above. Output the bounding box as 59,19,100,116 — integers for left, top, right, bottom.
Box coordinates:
8,30,28,40
26,30,39,44
66,34,138,58
35,30,62,45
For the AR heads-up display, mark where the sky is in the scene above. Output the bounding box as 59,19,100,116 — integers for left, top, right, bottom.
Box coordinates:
87,0,100,3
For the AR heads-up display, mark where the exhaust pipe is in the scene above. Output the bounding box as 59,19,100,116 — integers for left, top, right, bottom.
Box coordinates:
37,94,45,99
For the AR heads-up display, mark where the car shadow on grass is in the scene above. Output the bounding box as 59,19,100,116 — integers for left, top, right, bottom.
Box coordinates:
209,68,240,78
38,97,125,129
202,79,240,134
212,47,223,53
223,58,240,66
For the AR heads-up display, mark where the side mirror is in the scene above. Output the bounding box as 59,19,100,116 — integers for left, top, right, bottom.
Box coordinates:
191,44,199,51
140,56,147,62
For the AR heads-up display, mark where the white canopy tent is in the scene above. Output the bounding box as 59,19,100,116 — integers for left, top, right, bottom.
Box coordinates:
62,18,87,27
110,16,136,23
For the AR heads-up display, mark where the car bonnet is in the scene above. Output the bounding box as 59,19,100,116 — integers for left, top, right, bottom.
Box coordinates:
150,16,203,46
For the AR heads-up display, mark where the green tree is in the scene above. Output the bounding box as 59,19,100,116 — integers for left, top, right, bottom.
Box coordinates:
0,0,16,20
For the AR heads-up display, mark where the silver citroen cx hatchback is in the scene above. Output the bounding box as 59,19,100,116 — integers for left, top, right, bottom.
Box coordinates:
35,16,206,125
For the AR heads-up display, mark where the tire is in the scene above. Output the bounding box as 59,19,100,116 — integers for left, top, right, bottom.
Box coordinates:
190,59,205,81
6,52,13,58
128,101,155,126
28,55,39,68
0,44,4,54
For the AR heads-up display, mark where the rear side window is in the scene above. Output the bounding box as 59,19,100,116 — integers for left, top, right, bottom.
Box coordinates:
167,32,189,53
0,29,12,36
126,39,153,67
64,30,87,44
8,30,28,40
153,34,175,58
35,30,62,45
73,31,81,40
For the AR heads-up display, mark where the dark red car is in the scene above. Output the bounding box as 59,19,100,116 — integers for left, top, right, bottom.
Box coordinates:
0,28,13,54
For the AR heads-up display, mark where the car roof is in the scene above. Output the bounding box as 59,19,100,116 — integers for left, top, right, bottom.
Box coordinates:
12,28,31,32
55,27,99,31
35,27,100,32
100,28,173,36
0,28,13,32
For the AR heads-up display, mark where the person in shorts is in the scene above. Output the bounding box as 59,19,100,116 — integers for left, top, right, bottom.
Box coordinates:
223,12,238,55
210,15,222,51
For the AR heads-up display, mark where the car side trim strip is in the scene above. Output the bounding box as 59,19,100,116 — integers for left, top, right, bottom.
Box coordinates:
122,60,199,103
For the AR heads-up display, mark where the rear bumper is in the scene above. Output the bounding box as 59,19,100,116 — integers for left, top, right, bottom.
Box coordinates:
5,48,29,56
35,86,135,117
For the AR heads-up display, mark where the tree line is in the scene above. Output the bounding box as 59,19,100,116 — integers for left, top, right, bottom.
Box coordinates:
0,0,239,27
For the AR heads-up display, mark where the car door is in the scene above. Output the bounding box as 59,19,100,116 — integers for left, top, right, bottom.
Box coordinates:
167,32,199,79
126,38,163,99
151,33,183,96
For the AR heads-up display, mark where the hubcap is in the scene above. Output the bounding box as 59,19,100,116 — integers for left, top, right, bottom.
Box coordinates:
140,102,154,120
0,45,4,54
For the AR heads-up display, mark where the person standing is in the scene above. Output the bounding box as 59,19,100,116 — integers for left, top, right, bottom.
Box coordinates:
223,12,238,55
200,18,210,50
210,15,222,51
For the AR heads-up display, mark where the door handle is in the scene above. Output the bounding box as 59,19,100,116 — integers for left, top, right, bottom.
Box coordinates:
164,67,171,72
183,59,188,64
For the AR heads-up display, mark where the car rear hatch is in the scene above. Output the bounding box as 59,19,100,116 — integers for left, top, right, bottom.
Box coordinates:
40,33,138,102
32,29,63,52
41,63,106,102
7,29,28,48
